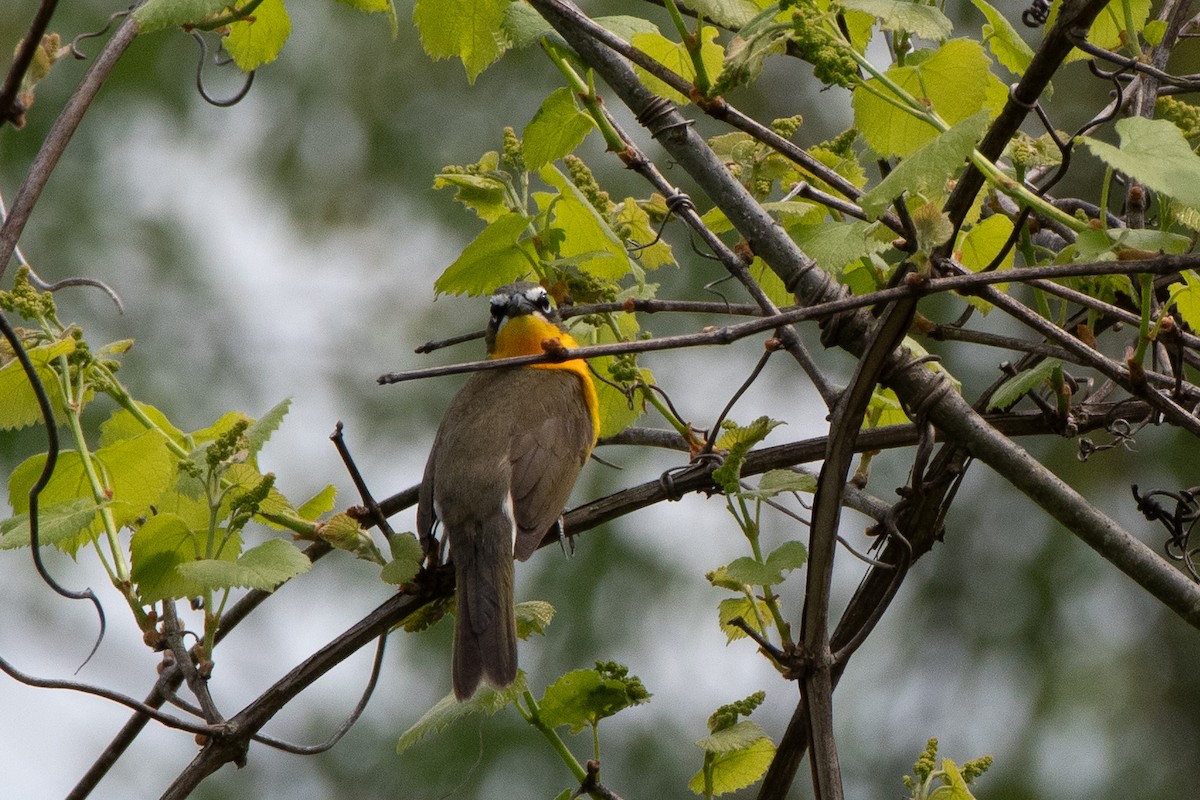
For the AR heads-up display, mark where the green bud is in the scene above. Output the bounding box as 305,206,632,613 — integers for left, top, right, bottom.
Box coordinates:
770,114,804,139
501,126,526,173
564,154,614,215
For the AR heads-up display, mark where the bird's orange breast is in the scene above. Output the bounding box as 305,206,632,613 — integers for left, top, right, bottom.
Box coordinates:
491,314,600,445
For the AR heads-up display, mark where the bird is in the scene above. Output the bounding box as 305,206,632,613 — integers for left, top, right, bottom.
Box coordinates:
417,281,598,700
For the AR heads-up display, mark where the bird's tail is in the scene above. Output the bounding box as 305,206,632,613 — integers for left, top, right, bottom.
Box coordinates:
452,524,517,700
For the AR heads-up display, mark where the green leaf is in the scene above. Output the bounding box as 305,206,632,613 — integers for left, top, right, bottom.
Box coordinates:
99,402,185,448
338,0,391,11
680,0,762,28
433,171,511,223
789,219,893,274
688,736,775,795
319,510,372,551
189,411,250,445
715,22,792,93
928,759,979,800
712,416,784,492
0,499,100,550
133,0,228,33
296,484,337,520
245,397,291,458
970,0,1034,76
434,212,537,295
839,0,953,40
537,164,631,279
987,358,1062,411
853,39,995,157
396,675,525,754
721,541,807,588
724,556,782,587
749,256,793,308
717,596,769,641
515,599,555,638
696,719,770,754
412,0,511,83
1071,226,1191,263
571,307,652,438
1168,270,1200,329
957,213,1014,313
864,385,909,428
522,87,596,171
380,532,423,584
1080,117,1200,211
130,513,210,603
538,667,650,733
1064,0,1151,62
741,469,817,500
1144,19,1168,46
766,540,808,573
958,214,1014,273
860,111,990,219
631,28,725,105
9,430,177,537
0,337,73,430
176,537,311,592
224,0,291,71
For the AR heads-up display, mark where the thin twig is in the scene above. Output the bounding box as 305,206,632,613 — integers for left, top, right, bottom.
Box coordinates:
0,0,60,127
0,15,140,282
379,257,1197,385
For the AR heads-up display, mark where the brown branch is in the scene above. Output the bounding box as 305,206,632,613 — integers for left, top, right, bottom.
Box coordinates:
0,15,140,282
0,0,60,127
379,256,1199,386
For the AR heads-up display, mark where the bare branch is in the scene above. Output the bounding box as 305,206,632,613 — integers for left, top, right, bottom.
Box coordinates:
0,15,140,282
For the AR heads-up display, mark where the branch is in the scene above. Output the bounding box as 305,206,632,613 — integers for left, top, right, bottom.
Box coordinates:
379,257,1198,386
159,586,441,799
0,15,140,282
941,0,1115,235
0,0,60,127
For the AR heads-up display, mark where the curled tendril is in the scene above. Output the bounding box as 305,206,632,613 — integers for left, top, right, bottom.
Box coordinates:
190,32,255,108
1022,0,1051,28
70,8,133,60
626,190,693,255
0,311,106,671
1132,485,1200,581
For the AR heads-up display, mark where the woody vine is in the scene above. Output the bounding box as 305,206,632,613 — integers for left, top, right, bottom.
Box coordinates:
3,0,1200,798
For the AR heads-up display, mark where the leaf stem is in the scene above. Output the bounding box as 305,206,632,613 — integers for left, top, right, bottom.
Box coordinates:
663,0,710,95
520,690,588,782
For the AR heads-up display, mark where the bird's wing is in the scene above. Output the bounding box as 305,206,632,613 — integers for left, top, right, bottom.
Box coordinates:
509,371,593,561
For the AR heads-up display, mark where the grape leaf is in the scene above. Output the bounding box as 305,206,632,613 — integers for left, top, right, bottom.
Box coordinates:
1080,116,1200,211
434,212,537,295
860,111,990,219
396,675,525,754
840,0,953,40
175,537,311,592
224,0,291,72
522,87,596,171
0,337,73,430
413,0,510,83
970,0,1034,76
688,736,775,795
853,39,995,157
134,0,228,33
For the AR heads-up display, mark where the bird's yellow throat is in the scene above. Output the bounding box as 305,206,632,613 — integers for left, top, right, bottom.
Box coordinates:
490,313,600,445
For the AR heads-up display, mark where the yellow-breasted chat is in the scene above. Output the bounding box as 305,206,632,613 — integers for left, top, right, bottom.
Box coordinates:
417,281,598,700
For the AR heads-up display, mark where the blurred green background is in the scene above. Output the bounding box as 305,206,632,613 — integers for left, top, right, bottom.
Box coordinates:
2,1,1199,798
